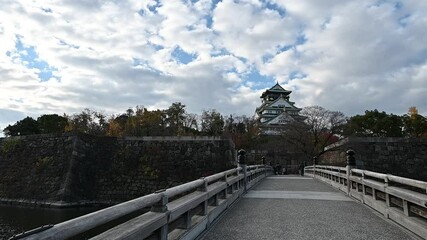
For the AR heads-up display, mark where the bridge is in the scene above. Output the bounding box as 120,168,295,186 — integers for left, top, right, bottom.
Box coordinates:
10,152,427,240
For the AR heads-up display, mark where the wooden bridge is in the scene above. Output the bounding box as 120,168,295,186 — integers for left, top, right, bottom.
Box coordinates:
11,158,427,240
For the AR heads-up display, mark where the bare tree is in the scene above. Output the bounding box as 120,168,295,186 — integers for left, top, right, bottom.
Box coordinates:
280,106,347,159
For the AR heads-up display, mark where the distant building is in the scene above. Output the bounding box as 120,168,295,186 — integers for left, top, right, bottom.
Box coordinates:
255,82,305,135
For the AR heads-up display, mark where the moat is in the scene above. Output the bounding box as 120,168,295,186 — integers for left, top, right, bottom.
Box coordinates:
0,205,102,239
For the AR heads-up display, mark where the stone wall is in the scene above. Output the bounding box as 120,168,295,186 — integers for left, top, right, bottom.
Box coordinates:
0,134,75,203
319,137,427,181
0,134,235,206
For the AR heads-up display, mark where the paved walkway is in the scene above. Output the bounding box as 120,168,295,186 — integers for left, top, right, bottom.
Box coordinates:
200,175,418,240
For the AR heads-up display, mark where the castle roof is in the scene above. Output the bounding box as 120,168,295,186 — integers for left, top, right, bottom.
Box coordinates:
256,94,301,113
260,82,291,98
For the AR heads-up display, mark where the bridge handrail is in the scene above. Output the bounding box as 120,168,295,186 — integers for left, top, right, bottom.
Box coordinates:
20,193,163,240
387,174,427,190
350,169,427,190
351,169,387,181
305,164,427,239
312,165,346,172
16,165,272,240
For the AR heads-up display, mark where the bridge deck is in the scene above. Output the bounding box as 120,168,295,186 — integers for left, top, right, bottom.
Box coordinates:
200,175,418,240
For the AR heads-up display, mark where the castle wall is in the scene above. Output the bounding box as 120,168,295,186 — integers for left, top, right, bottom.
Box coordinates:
0,134,235,206
319,137,427,181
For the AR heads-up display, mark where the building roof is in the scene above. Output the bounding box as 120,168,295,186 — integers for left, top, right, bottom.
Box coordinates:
260,82,291,98
256,95,301,113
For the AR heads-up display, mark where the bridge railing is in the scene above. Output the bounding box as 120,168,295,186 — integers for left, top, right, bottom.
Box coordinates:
305,163,427,239
14,164,272,240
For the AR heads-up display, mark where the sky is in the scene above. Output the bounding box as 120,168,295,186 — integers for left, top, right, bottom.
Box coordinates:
1,0,427,133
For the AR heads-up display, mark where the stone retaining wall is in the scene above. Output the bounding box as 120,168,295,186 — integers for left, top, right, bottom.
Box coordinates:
0,134,235,206
319,137,427,181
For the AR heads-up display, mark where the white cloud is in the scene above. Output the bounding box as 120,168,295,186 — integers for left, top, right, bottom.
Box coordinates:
212,0,299,63
1,0,427,134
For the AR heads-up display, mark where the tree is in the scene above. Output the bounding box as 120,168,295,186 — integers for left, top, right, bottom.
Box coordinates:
280,120,315,157
200,109,224,136
344,110,403,137
402,107,427,137
165,102,186,135
3,117,40,136
408,106,418,116
65,109,108,135
106,116,124,137
182,113,199,135
37,114,68,134
139,109,167,136
300,106,347,154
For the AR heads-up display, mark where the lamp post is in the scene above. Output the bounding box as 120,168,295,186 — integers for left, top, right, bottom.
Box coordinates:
346,149,355,195
238,149,247,192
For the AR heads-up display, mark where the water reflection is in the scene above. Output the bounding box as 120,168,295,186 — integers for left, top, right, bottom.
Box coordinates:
0,205,102,239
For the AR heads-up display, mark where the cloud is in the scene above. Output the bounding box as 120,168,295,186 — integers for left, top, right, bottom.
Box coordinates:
212,0,298,64
264,0,427,115
1,0,427,134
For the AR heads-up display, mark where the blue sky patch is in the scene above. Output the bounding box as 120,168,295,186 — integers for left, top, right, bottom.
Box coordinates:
262,1,286,17
398,14,411,27
289,71,307,80
211,48,231,57
278,45,293,53
148,0,160,14
12,36,60,81
172,47,197,64
295,34,307,45
394,2,403,10
211,0,222,11
132,58,163,74
243,68,275,90
206,15,213,28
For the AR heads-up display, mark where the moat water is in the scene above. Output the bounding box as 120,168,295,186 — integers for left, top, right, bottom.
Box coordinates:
0,205,102,239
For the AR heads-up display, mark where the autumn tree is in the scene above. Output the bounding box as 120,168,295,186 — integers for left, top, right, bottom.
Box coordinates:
402,107,427,137
139,109,167,136
223,115,260,149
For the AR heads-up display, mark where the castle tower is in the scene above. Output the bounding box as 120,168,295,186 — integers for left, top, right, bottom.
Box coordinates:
255,82,305,135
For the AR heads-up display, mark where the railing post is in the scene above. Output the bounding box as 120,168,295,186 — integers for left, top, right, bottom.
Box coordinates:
238,149,247,192
313,156,318,178
403,200,410,216
198,178,208,215
262,156,267,177
346,149,356,196
384,175,391,218
223,172,230,198
151,190,168,240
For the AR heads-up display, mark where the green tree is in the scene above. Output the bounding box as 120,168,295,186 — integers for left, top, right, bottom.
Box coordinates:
165,102,186,135
3,116,40,136
200,109,225,136
37,114,68,134
344,110,403,137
